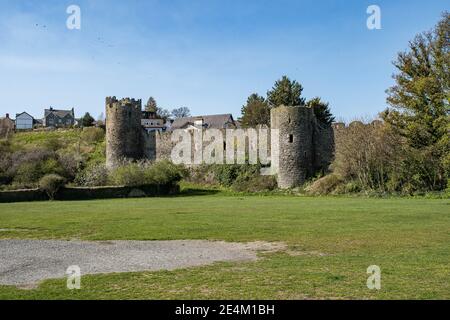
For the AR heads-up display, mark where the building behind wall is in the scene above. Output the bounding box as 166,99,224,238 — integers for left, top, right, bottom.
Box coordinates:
170,114,237,131
44,107,75,127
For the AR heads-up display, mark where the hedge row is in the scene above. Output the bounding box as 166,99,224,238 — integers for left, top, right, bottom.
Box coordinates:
0,183,179,203
0,188,48,203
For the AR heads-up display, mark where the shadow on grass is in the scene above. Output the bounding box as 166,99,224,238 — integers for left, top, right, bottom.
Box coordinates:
177,187,222,197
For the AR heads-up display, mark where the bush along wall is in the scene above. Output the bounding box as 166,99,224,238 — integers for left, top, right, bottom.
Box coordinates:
0,183,180,203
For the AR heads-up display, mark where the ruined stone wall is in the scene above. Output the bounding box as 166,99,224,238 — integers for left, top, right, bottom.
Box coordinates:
155,128,272,165
156,131,175,161
143,130,157,161
106,97,144,168
105,96,336,189
156,129,230,164
313,123,335,175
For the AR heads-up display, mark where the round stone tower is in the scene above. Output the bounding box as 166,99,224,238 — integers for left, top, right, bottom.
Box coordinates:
106,97,144,169
271,105,314,189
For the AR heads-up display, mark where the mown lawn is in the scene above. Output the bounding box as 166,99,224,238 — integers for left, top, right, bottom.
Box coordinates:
0,193,448,299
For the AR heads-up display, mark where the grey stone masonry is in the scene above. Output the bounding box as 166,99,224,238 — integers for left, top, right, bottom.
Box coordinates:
271,105,315,189
104,96,335,189
106,97,144,169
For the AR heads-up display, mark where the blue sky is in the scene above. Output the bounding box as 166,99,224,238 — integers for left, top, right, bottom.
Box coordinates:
0,0,447,121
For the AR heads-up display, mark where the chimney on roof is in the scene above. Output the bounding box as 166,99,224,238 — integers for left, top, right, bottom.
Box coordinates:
50,107,53,111
5,113,9,118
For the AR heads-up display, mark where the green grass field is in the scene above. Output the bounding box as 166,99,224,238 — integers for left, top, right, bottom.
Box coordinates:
0,191,448,300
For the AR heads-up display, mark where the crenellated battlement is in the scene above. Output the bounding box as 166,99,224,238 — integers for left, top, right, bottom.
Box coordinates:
106,96,142,110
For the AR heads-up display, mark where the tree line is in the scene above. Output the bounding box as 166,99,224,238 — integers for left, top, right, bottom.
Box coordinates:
312,12,448,195
240,76,334,128
241,12,448,194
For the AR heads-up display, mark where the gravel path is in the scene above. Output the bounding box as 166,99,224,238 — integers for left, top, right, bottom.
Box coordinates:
0,240,284,286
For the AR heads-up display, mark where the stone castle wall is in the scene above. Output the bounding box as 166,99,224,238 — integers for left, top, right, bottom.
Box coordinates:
153,129,271,164
106,98,336,188
313,124,335,175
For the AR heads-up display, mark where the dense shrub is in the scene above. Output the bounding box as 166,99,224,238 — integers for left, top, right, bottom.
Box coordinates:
39,174,66,200
109,160,187,187
187,164,217,185
331,119,448,195
85,140,106,167
232,175,277,192
13,162,43,186
333,121,404,193
305,174,343,195
58,152,84,180
144,160,188,185
43,137,62,151
213,165,242,187
108,162,147,186
80,127,105,144
74,163,109,187
186,163,277,192
0,144,13,186
0,130,106,190
0,139,12,154
9,149,67,187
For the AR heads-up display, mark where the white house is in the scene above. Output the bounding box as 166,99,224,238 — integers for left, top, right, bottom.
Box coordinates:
15,112,34,130
141,118,165,133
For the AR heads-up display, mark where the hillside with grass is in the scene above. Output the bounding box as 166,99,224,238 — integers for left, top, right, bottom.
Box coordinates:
0,128,106,190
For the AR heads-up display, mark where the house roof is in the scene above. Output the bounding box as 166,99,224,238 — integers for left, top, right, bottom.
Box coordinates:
16,111,34,119
45,108,74,118
170,114,235,130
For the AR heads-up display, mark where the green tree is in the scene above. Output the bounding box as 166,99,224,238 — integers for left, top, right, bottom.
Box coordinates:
145,96,172,122
307,97,335,125
81,112,95,127
267,76,305,107
240,93,270,127
145,97,157,113
39,174,65,200
382,12,449,191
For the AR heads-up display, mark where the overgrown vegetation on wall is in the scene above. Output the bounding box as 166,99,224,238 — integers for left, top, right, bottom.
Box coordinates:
307,120,439,196
188,164,277,193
